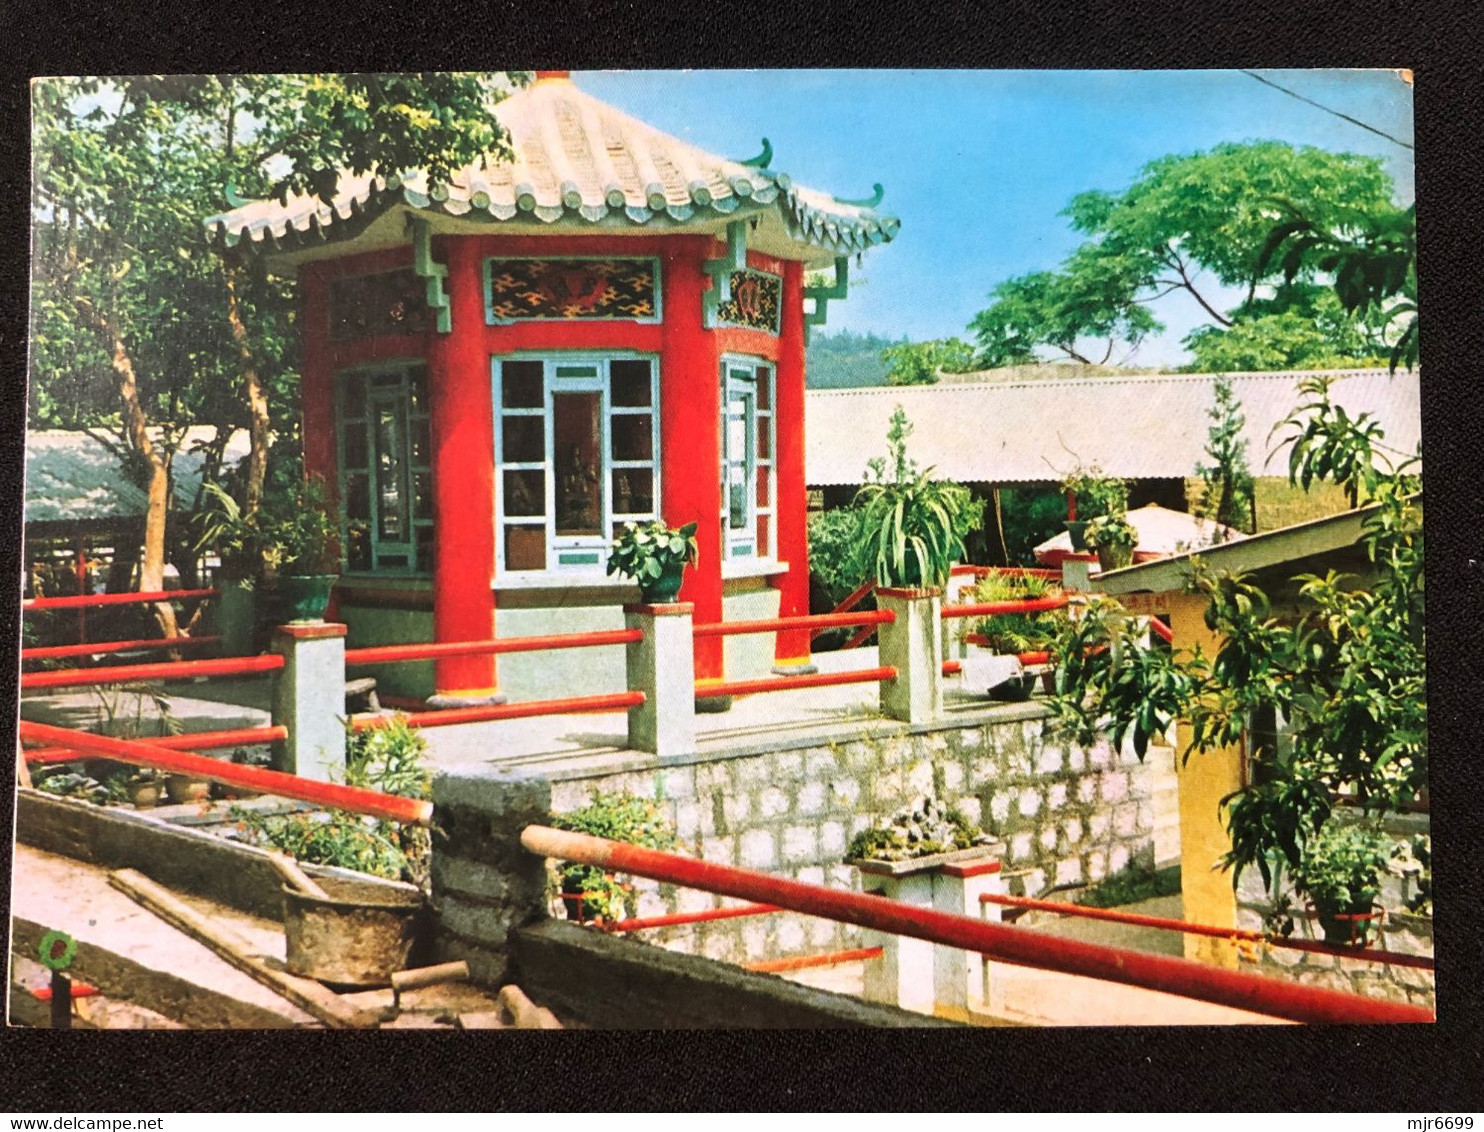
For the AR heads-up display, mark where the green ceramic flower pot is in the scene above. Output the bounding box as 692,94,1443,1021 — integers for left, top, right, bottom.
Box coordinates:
278,574,337,623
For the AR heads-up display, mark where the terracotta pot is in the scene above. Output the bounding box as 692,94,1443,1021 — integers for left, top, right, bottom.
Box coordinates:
166,774,212,805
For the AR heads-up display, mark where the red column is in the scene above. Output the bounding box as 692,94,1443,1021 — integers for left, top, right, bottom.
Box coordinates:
660,240,724,680
299,267,341,622
426,237,498,696
773,259,812,668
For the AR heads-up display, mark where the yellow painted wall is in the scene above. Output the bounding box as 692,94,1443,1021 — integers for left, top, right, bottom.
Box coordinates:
1182,476,1354,534
1165,591,1245,968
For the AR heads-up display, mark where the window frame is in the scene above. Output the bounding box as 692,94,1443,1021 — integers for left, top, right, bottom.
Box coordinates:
720,355,776,563
493,351,662,578
334,360,434,577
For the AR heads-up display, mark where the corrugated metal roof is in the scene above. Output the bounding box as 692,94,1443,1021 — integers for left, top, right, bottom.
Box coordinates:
205,76,898,265
805,369,1422,486
25,427,251,526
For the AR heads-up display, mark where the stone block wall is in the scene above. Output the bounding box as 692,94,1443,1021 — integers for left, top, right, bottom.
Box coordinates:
540,704,1174,967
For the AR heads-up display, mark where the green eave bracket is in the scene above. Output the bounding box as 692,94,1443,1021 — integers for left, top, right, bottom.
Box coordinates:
702,219,748,324
803,257,850,344
408,216,452,333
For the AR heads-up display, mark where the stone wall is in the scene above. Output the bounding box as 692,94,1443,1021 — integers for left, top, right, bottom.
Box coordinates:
538,703,1176,967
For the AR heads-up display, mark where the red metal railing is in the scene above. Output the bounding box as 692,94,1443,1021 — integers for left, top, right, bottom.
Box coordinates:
942,595,1070,619
22,635,222,662
951,565,1062,580
603,903,782,933
24,725,288,766
943,651,1051,677
694,610,894,639
23,589,217,611
979,893,1434,971
18,721,431,825
520,825,1432,1025
20,653,285,691
747,947,883,974
351,691,645,731
345,628,642,667
696,666,896,700
1148,617,1174,644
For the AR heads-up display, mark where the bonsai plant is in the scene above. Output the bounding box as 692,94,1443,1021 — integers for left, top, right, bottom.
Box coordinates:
550,791,678,922
1290,821,1394,947
960,571,1065,700
1059,464,1128,551
854,407,979,589
606,519,700,603
1083,513,1137,572
846,796,993,863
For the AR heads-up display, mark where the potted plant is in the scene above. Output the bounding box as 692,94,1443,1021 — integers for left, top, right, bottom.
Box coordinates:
606,519,699,603
960,571,1064,700
1059,465,1128,551
550,792,678,923
1291,821,1394,947
268,476,342,623
194,480,273,652
854,407,979,590
1084,513,1137,572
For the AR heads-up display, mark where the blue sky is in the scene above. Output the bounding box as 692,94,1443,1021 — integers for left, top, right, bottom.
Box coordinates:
579,69,1415,368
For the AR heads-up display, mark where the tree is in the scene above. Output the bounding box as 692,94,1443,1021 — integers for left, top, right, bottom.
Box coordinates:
969,141,1403,370
30,73,526,630
880,337,978,385
1194,376,1257,534
1051,375,1422,896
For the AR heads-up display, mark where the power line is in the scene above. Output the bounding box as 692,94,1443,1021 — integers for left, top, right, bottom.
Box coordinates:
1241,70,1415,151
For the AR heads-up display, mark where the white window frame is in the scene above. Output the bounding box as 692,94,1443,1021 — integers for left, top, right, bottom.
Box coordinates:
493,352,662,577
335,361,434,576
720,356,776,563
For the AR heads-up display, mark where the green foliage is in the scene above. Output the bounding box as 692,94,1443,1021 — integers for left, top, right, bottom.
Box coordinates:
854,408,980,588
994,488,1069,565
1194,377,1257,535
201,473,341,577
1059,464,1128,522
964,571,1065,653
804,329,902,389
233,714,431,884
1077,861,1181,908
1290,821,1394,916
1083,514,1136,551
606,519,699,585
551,792,678,922
846,802,981,862
1183,289,1390,374
880,338,978,386
1274,374,1394,507
969,141,1402,369
807,507,867,605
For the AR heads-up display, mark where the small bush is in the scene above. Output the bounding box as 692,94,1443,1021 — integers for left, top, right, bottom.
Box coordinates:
551,792,677,923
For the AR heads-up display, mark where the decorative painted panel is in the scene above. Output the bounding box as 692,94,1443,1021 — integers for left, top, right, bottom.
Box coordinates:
713,269,781,334
484,258,660,323
329,270,429,341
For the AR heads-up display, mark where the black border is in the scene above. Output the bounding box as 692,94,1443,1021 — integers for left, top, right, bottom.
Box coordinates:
3,0,1482,1113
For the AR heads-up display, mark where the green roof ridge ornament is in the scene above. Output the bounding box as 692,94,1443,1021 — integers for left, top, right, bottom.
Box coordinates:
837,183,885,209
803,256,850,345
702,219,749,324
224,182,250,209
737,138,773,168
408,216,452,334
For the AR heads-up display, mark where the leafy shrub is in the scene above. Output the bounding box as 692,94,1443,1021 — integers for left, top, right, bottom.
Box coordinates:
807,507,867,606
964,570,1065,654
606,519,699,588
551,792,677,922
1291,821,1394,916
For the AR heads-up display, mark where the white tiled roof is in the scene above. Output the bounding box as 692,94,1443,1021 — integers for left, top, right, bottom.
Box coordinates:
805,369,1422,486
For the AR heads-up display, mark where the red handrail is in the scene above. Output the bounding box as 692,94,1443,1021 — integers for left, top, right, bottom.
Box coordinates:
694,610,894,638
350,691,645,731
20,653,284,691
696,666,896,700
943,651,1051,677
24,725,289,765
942,595,1070,619
747,947,883,974
602,903,782,933
345,628,642,667
951,566,1062,579
17,721,431,826
24,589,217,611
979,893,1434,971
22,635,222,662
1148,617,1174,643
519,825,1432,1025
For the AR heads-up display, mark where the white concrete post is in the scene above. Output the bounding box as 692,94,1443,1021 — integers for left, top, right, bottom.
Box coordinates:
857,867,937,1014
1061,554,1095,593
270,622,347,782
932,853,1006,1021
623,602,697,760
876,587,942,725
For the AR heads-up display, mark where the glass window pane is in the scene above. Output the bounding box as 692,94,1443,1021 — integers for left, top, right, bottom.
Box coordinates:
554,391,602,536
755,366,771,408
410,417,430,465
505,525,546,571
413,471,434,520
503,469,545,518
344,472,371,521
729,476,747,530
611,360,653,406
756,465,771,509
757,514,771,558
503,416,545,463
727,411,747,461
415,525,435,573
612,414,653,462
346,522,372,571
612,468,653,516
502,360,544,408
343,424,368,469
408,366,429,414
755,420,771,461
342,378,365,420
374,403,405,541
